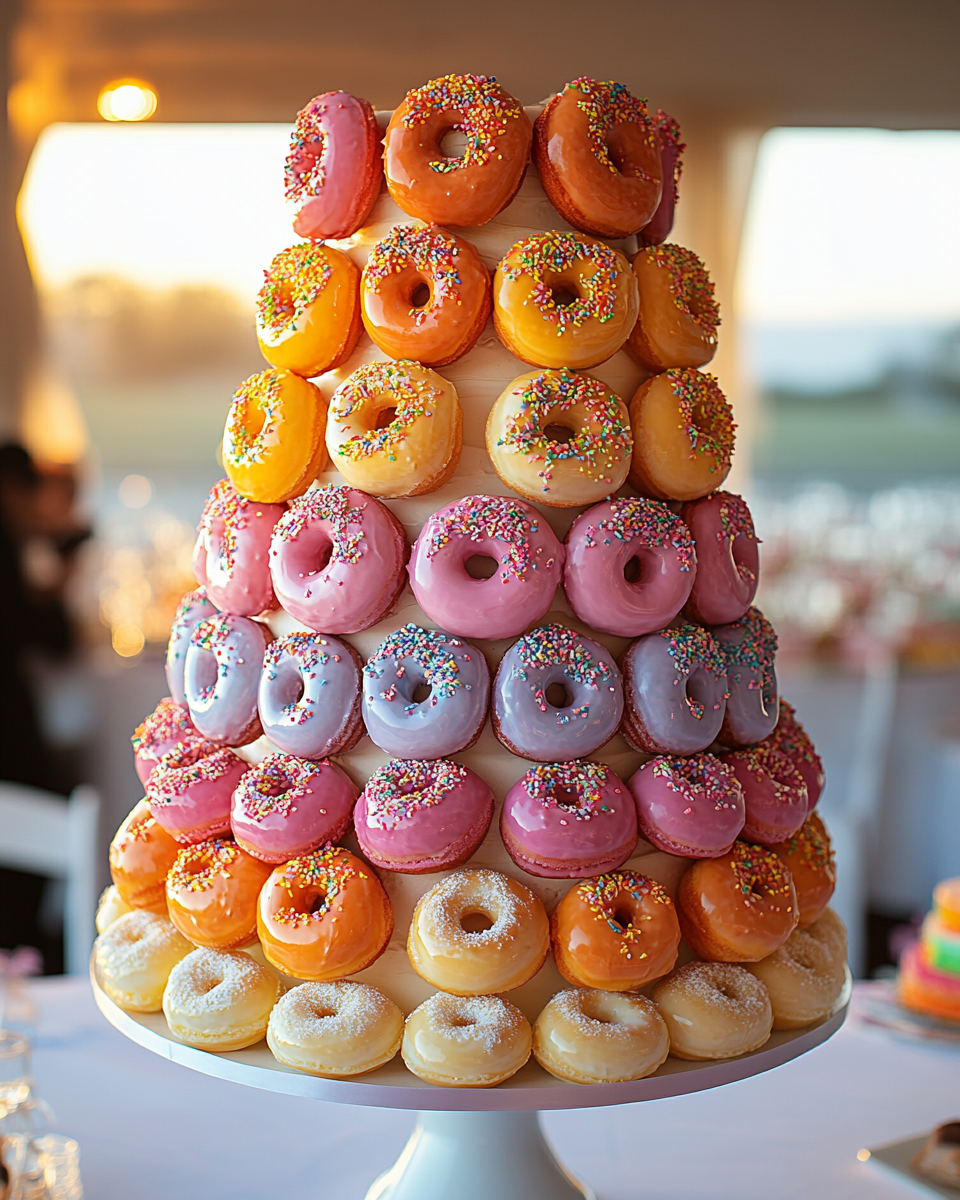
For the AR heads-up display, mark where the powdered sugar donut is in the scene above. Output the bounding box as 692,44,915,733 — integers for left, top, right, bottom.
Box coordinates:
132,698,201,784
192,479,283,617
714,607,779,748
680,492,759,627
165,588,217,705
721,745,808,845
763,700,825,810
184,614,272,747
146,741,249,844
628,753,744,858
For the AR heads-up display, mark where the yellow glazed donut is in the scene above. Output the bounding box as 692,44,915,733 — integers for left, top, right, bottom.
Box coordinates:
267,981,403,1077
401,992,532,1087
627,245,720,372
256,243,362,378
407,867,550,995
651,961,773,1060
485,369,632,507
223,368,328,503
533,989,669,1084
96,885,133,934
325,360,462,498
746,917,847,1030
94,910,192,1013
493,232,639,370
628,368,737,501
162,947,281,1051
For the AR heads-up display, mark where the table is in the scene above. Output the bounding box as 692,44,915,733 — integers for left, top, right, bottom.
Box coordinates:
21,977,960,1200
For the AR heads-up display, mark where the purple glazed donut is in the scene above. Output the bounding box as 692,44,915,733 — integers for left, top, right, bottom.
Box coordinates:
680,492,759,627
362,624,489,760
258,633,363,760
192,479,284,617
131,698,201,784
184,614,272,747
354,759,495,874
720,745,808,845
713,606,779,748
563,497,696,636
230,751,358,863
621,624,728,755
165,587,218,705
628,753,744,858
146,740,249,844
408,495,564,641
492,623,623,762
269,484,407,635
500,761,637,878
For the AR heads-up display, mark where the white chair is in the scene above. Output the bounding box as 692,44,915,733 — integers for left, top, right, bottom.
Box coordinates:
0,782,100,975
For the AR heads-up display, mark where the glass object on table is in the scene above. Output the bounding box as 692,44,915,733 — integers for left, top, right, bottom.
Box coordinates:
0,1036,30,1120
1,1133,83,1200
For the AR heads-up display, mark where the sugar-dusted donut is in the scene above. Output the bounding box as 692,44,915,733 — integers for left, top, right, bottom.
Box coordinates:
745,915,847,1029
500,761,637,878
268,981,403,1077
628,369,736,501
485,369,632,507
165,588,217,705
627,244,719,372
269,485,408,635
494,233,639,370
97,886,132,933
93,910,192,1013
146,740,249,844
408,494,564,641
109,800,180,912
325,360,462,498
184,613,271,747
763,700,824,810
163,947,281,1051
362,624,489,759
533,989,669,1084
620,624,728,755
384,74,532,227
768,812,836,927
402,993,532,1088
563,497,695,636
493,623,623,762
714,606,779,748
628,753,745,859
361,223,492,367
533,78,662,238
132,697,200,784
286,91,383,241
680,491,759,627
639,110,685,247
651,961,773,1059
165,838,273,950
721,744,808,846
258,633,363,760
354,758,494,874
192,479,283,618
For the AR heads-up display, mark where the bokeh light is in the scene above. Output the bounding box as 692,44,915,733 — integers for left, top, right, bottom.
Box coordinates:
97,80,158,123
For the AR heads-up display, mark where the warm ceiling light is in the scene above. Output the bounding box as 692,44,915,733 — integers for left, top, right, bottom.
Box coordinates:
98,80,157,122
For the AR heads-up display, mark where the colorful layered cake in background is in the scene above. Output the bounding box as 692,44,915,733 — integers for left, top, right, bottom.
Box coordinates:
899,878,960,1023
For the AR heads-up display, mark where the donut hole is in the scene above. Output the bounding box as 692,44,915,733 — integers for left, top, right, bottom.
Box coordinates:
408,281,431,309
542,423,576,445
604,123,644,177
691,400,724,444
553,785,580,811
465,554,498,580
438,125,468,161
581,991,619,1025
304,888,329,917
193,651,219,698
613,907,635,931
623,555,643,584
374,407,398,430
411,681,432,704
686,670,713,717
550,287,579,309
311,1004,338,1020
460,910,494,935
449,1015,478,1028
545,682,571,709
274,672,306,711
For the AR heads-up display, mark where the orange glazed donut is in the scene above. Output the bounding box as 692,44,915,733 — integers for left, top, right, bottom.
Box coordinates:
257,846,393,981
384,74,532,228
360,224,492,367
223,369,328,503
769,813,836,928
166,838,272,950
256,243,361,378
627,245,720,372
533,78,663,239
628,369,736,501
551,871,681,991
677,841,799,962
109,800,180,913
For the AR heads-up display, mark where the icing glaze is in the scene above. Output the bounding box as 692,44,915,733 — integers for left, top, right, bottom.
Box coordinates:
165,587,218,706
192,479,283,617
627,243,719,372
145,740,249,845
721,745,808,845
714,607,779,748
639,111,684,247
768,812,836,927
763,700,824,810
184,613,271,747
628,753,745,859
131,697,201,784
680,492,758,627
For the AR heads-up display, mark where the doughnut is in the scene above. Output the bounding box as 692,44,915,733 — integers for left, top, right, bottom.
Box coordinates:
131,697,200,784
93,910,192,1012
166,838,273,949
500,761,637,878
146,740,249,844
620,624,729,755
269,484,408,635
485,369,632,507
627,245,719,373
806,906,848,966
639,110,685,247
109,800,180,911
286,91,383,240
230,752,358,864
493,233,639,370
533,989,669,1084
96,885,132,933
256,243,362,378
325,360,462,498
627,753,745,859
563,497,695,636
222,368,328,504
401,993,532,1088
721,745,808,846
680,491,759,627
258,633,363,759
407,868,549,996
354,759,495,874
257,846,393,981
533,78,662,239
184,613,271,747
162,947,281,1051
551,871,681,992
362,624,489,760
677,841,798,962
384,74,532,227
361,223,492,366
651,962,773,1060
628,369,736,501
492,623,623,762
768,813,836,926
165,587,217,706
408,494,564,641
714,607,779,748
192,479,283,618
913,1123,960,1190
267,981,403,1077
763,700,824,810
745,919,847,1029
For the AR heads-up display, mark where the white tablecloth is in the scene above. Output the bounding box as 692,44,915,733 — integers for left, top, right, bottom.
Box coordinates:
19,978,960,1200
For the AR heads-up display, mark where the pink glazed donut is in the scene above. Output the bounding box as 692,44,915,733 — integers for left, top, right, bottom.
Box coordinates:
408,495,564,641
628,753,744,858
763,700,825,810
131,698,201,784
269,485,408,635
230,752,358,863
713,607,779,749
146,740,249,844
721,745,808,845
680,492,759,627
563,497,696,636
354,759,495,874
165,588,218,706
501,761,637,878
184,614,272,747
192,479,284,617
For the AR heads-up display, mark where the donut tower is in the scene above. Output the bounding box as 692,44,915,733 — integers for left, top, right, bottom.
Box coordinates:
96,76,848,1086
